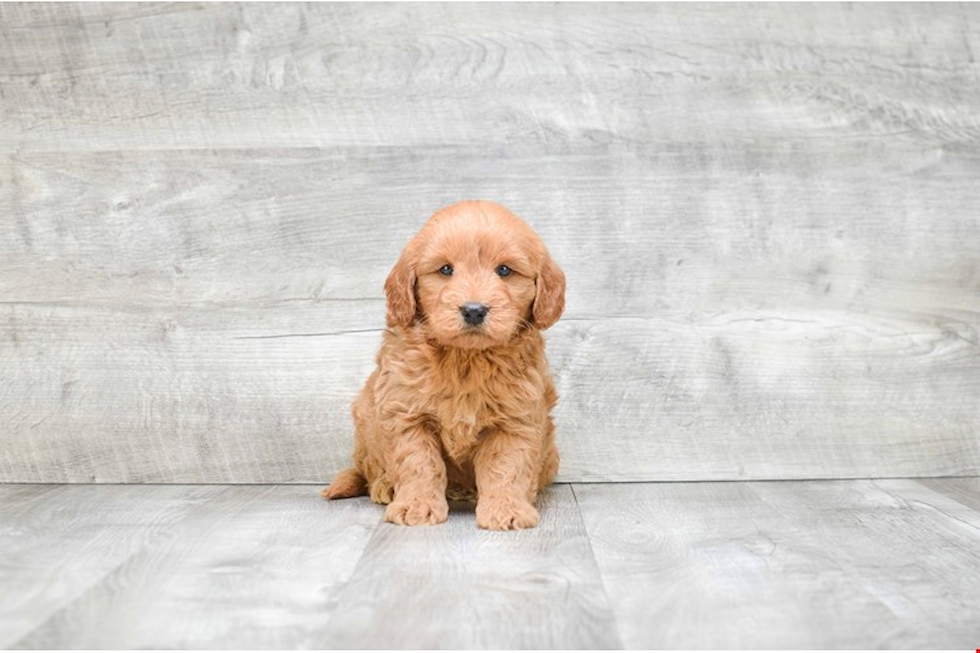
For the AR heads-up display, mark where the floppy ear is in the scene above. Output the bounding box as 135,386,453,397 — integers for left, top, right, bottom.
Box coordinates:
384,250,417,328
532,253,566,330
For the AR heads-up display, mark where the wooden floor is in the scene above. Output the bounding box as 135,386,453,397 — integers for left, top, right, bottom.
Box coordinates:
2,480,979,649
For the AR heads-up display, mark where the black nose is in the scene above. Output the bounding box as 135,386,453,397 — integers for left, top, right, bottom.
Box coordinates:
460,302,488,326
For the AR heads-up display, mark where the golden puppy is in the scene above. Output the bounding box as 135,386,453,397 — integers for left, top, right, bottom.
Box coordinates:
322,200,565,530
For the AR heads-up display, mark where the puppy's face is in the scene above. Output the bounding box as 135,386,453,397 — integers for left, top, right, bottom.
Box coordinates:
385,201,565,350
414,222,538,349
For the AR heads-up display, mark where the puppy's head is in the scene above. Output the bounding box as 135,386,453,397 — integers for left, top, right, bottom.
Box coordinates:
385,200,565,349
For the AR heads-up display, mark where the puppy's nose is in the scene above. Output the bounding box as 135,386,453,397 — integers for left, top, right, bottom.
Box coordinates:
460,302,488,326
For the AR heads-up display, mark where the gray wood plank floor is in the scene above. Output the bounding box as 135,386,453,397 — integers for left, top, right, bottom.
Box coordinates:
2,480,979,649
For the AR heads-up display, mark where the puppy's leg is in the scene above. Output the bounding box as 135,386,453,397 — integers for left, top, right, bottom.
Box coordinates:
538,418,560,493
473,427,541,530
383,425,449,526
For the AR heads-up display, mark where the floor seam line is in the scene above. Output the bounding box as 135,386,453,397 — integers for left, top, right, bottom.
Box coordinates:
309,506,387,644
569,483,627,650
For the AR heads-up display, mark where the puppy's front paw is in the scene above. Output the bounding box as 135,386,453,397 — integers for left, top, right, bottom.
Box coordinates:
476,497,540,530
384,494,449,526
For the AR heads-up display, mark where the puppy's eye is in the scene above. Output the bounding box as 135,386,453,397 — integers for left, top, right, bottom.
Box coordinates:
438,264,453,276
495,265,512,278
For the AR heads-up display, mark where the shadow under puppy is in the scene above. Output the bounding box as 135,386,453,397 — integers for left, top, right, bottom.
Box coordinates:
322,200,565,530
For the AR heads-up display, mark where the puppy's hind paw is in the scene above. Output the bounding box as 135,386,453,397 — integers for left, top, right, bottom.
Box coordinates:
384,494,449,526
476,497,540,531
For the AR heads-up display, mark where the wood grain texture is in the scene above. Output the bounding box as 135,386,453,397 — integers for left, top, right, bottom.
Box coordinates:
2,484,380,649
0,484,225,647
4,480,980,649
315,485,621,649
575,480,980,649
2,3,979,151
0,302,380,483
1,3,979,482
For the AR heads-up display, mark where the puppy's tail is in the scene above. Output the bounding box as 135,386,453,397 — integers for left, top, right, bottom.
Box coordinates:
321,468,368,500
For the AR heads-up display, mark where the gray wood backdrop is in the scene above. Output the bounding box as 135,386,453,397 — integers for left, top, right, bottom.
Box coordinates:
1,3,978,483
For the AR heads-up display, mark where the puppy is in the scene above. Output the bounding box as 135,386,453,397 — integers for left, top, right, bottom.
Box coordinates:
322,200,565,530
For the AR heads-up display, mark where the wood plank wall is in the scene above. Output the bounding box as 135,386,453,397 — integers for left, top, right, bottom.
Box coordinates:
1,3,978,483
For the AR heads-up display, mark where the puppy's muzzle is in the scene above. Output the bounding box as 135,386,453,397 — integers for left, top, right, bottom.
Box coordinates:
460,302,489,326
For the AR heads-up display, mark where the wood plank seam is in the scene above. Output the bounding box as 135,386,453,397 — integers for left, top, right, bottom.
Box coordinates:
569,483,626,649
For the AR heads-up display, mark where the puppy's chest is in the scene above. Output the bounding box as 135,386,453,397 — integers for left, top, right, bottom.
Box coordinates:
427,371,509,461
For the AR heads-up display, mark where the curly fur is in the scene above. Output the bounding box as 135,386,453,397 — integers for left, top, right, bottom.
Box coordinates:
321,200,565,530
